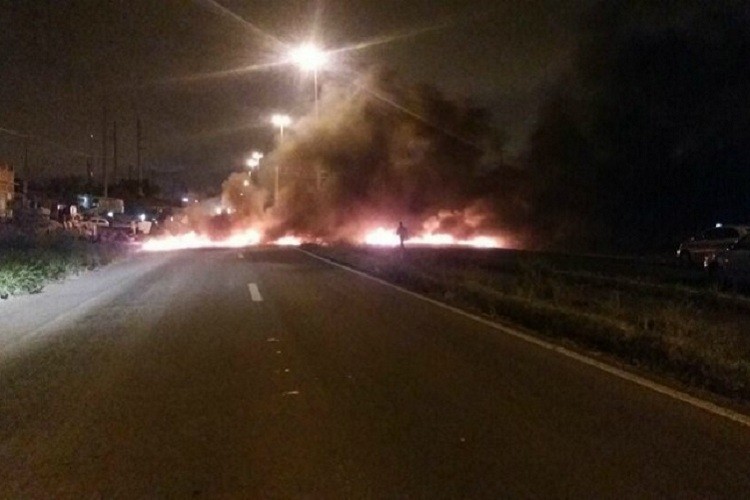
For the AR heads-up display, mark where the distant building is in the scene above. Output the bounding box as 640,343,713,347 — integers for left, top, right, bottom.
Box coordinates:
0,163,13,219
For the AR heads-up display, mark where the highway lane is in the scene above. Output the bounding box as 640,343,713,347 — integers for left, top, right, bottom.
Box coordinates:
0,247,749,497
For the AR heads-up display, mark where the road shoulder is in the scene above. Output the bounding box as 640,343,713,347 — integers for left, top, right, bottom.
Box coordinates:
298,247,750,428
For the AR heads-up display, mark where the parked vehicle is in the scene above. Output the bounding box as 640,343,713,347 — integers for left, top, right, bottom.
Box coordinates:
715,235,750,290
111,213,138,232
91,197,124,215
677,224,750,268
86,216,110,227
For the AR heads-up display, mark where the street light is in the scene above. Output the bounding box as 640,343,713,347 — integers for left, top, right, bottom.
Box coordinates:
290,43,328,119
270,114,291,203
271,114,291,140
290,43,327,191
290,43,328,72
246,150,263,169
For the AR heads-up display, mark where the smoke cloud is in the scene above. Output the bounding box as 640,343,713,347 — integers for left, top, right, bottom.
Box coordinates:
221,69,526,245
526,0,750,252
187,1,750,254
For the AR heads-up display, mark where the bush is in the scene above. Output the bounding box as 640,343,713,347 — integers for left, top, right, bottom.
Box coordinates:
0,228,128,298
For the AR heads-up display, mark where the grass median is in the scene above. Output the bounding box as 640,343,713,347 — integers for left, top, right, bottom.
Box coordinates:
0,228,129,298
304,244,750,402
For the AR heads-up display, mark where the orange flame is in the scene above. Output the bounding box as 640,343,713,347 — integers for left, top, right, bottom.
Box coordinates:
141,229,262,252
362,227,502,248
141,209,506,252
141,227,503,252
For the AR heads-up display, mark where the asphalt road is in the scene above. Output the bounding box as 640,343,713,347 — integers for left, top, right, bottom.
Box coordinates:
1,248,749,498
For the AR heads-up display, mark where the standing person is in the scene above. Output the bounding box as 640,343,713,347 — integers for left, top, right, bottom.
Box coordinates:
396,221,408,249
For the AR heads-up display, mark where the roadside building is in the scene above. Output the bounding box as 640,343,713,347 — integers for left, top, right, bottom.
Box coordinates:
0,163,14,219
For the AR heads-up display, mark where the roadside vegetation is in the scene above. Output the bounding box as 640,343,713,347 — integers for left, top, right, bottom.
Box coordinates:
305,245,750,402
0,227,129,299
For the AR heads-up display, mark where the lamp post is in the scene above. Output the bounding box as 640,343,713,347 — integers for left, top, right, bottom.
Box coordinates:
290,43,328,120
271,115,291,203
246,150,263,170
289,44,328,191
271,114,291,140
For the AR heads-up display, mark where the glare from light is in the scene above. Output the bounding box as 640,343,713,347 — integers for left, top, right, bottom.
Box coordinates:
271,114,292,128
363,227,503,248
139,213,146,222
107,211,114,217
290,43,328,71
274,235,302,246
364,227,400,246
181,197,189,203
251,151,264,160
246,157,259,169
141,229,262,252
243,179,250,187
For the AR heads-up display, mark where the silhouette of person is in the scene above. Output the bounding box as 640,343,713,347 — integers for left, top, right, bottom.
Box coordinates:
396,221,408,249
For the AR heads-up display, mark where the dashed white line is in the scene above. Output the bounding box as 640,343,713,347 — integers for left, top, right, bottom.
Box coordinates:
247,283,263,302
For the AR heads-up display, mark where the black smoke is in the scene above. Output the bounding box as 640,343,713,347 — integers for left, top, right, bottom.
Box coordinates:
527,0,750,252
222,69,526,245
219,1,750,253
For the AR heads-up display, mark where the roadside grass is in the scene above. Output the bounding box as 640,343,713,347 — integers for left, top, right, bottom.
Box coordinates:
0,228,129,298
304,245,750,401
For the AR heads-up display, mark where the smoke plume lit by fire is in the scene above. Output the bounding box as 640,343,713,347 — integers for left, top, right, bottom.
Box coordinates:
144,70,524,251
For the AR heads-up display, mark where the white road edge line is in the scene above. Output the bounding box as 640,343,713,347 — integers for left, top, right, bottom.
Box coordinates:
297,249,750,428
247,283,263,302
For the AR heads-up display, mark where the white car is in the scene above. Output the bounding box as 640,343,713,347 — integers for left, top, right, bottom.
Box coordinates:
716,236,750,290
677,224,750,267
87,216,110,227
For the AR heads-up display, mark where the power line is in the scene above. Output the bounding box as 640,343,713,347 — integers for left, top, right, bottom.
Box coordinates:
0,126,91,158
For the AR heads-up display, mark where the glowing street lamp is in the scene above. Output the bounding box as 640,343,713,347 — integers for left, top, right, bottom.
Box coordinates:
290,43,328,119
245,150,264,170
271,114,291,140
290,43,328,71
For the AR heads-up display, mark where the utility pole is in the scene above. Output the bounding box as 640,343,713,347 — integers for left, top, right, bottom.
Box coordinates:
87,133,94,183
22,139,29,200
136,114,143,196
101,105,108,197
112,119,118,185
23,140,28,180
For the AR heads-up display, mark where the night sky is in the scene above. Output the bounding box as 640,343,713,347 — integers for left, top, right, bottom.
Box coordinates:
0,0,589,187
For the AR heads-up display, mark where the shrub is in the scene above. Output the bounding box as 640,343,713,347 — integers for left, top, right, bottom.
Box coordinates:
0,229,128,298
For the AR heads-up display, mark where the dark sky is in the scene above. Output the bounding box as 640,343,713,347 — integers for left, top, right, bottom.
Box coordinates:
0,0,590,187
